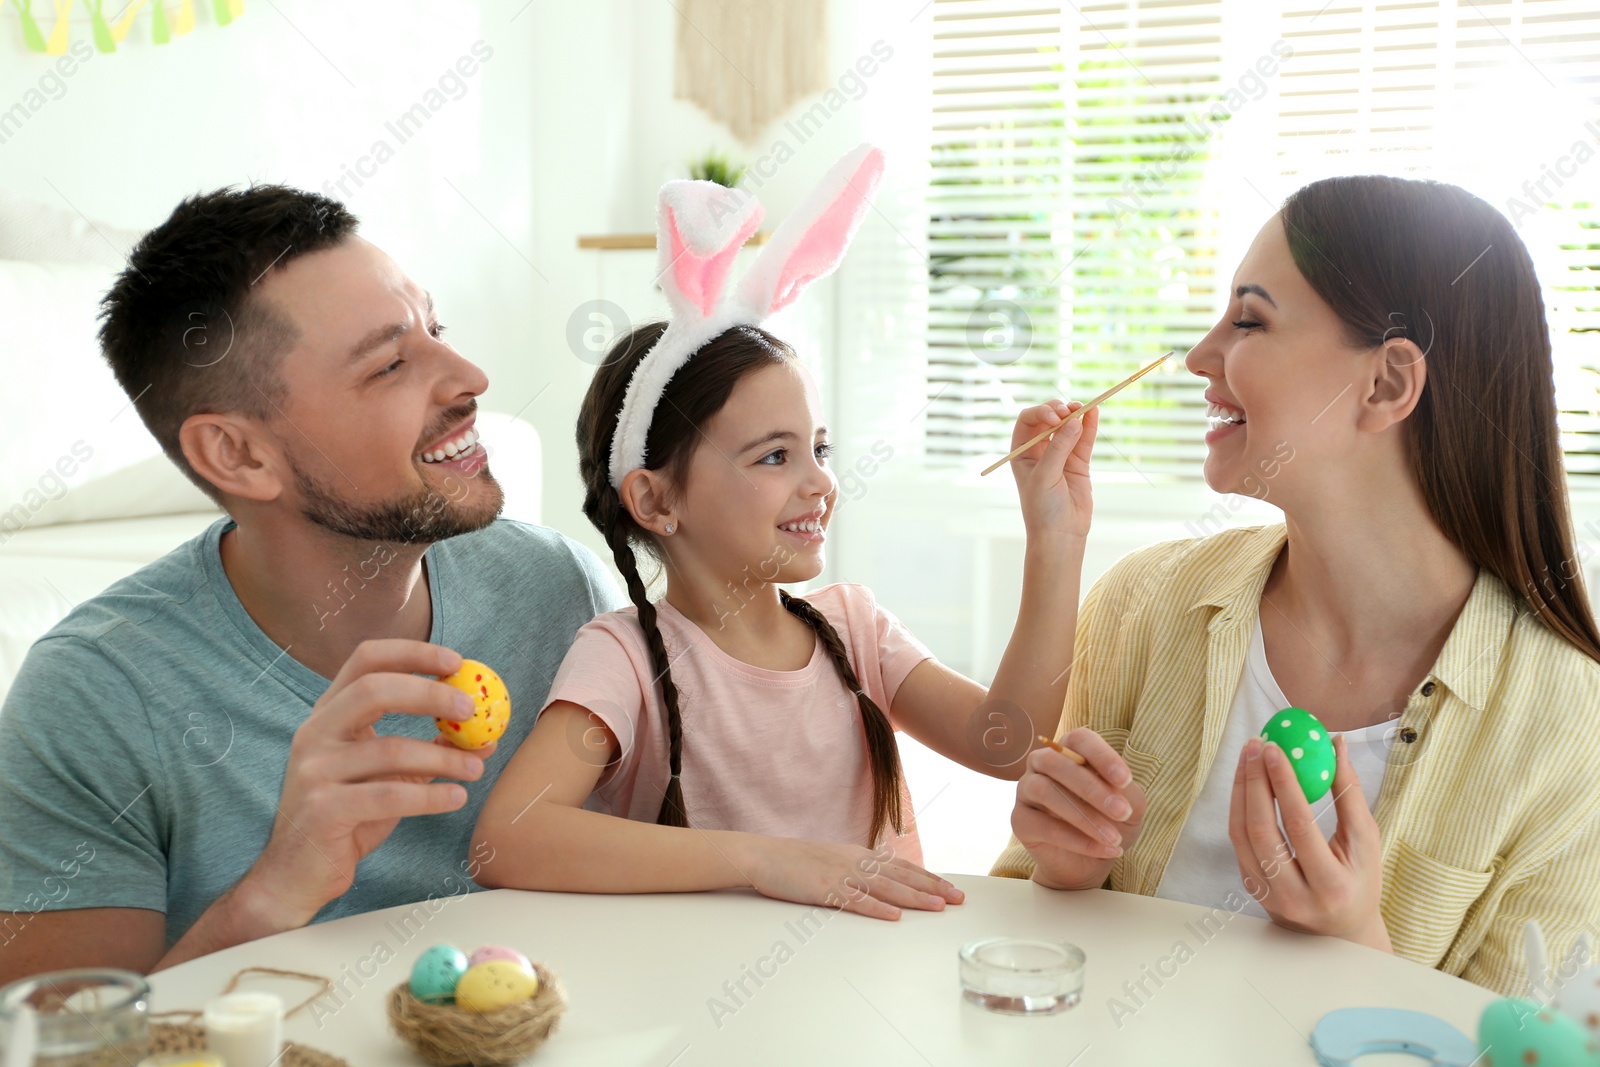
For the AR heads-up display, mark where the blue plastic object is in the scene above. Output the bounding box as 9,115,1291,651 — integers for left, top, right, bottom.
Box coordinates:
1310,1007,1480,1067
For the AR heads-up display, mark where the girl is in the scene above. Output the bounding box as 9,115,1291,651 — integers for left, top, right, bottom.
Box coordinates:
996,174,1600,996
474,146,1098,919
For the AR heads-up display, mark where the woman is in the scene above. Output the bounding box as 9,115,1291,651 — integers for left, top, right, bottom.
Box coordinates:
993,174,1600,996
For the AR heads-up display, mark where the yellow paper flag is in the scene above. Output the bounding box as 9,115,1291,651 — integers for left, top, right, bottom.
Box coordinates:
112,0,146,41
45,0,72,54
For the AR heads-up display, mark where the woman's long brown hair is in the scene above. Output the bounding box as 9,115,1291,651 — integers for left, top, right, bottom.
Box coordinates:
1280,175,1600,664
575,322,905,844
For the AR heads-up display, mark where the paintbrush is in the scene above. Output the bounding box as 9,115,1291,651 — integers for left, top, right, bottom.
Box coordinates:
981,351,1173,477
1036,734,1087,766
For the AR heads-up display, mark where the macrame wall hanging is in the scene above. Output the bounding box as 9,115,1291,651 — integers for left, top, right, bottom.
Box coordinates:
10,0,244,54
672,0,828,144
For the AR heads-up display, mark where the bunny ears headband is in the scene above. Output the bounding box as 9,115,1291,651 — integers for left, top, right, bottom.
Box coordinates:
607,143,886,489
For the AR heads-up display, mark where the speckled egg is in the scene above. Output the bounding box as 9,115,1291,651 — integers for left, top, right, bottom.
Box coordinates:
1260,707,1336,803
1557,964,1600,1037
408,944,469,1004
468,945,533,973
435,660,510,751
1477,997,1600,1067
455,960,541,1013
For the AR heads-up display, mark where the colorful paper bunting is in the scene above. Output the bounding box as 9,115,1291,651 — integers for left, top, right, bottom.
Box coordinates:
8,0,241,53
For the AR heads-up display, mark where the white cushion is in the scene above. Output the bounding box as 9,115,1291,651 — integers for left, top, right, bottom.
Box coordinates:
0,258,174,536
0,191,142,266
475,410,541,528
0,512,223,696
26,453,218,527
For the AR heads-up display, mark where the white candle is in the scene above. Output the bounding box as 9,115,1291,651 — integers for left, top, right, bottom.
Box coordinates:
203,992,283,1067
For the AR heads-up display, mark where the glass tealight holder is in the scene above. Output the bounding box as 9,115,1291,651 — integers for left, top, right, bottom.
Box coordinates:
959,937,1085,1016
0,968,152,1066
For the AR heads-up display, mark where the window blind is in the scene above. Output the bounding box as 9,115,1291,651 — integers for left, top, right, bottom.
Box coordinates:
926,0,1600,478
1274,0,1600,473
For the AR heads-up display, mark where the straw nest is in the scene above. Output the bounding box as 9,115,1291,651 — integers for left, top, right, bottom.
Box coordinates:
386,964,567,1066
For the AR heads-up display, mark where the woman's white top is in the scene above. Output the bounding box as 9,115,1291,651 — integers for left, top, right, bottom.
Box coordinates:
1154,614,1392,918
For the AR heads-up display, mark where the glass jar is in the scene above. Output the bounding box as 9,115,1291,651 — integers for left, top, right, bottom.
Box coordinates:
959,936,1086,1015
0,968,152,1066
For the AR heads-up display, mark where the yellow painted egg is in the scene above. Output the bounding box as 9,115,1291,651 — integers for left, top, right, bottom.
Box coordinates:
435,660,510,751
454,960,540,1013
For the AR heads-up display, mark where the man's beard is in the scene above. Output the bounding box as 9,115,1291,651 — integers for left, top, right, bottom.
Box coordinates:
291,452,505,545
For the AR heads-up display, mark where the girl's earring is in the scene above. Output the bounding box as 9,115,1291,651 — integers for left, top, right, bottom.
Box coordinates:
664,523,676,535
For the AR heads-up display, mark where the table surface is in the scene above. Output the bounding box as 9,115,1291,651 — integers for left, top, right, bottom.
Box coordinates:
148,874,1497,1067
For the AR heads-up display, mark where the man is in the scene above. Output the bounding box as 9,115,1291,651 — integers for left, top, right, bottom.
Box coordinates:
0,186,622,978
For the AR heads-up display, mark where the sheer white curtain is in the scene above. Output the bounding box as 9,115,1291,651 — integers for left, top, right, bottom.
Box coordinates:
821,3,936,585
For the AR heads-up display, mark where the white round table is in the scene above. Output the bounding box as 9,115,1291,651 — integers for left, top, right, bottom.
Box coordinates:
148,874,1496,1066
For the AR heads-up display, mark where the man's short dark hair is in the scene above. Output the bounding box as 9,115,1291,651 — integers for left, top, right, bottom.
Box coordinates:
98,185,359,503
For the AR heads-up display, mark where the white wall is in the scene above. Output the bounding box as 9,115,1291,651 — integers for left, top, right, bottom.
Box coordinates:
0,0,573,524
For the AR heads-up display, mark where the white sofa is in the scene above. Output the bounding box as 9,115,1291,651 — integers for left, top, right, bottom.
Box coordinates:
0,195,542,700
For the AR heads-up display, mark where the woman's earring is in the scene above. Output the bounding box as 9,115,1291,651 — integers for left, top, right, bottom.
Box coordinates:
664,523,675,535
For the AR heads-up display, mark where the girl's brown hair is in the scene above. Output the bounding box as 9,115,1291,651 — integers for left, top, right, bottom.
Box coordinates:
576,321,905,843
1280,175,1600,663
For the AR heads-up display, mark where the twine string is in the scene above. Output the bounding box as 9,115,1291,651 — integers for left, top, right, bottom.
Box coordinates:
149,966,333,1021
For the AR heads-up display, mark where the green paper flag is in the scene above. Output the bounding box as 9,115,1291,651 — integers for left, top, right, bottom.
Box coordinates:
86,0,116,51
12,0,47,51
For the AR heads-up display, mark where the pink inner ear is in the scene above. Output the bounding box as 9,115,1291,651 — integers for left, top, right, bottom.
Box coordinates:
766,155,880,314
668,206,762,317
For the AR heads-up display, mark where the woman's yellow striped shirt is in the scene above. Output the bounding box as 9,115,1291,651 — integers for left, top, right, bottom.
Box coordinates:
990,523,1600,996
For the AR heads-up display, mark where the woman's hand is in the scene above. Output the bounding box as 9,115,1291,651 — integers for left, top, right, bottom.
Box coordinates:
1010,399,1099,543
1011,727,1147,891
1229,734,1390,951
735,835,965,920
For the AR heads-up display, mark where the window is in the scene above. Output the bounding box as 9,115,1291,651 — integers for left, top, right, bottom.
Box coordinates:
926,0,1600,478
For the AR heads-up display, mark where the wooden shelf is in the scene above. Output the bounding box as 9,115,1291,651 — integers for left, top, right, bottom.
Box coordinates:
577,231,772,250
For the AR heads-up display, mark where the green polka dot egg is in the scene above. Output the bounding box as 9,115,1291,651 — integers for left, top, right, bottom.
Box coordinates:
1477,997,1600,1067
1260,707,1336,803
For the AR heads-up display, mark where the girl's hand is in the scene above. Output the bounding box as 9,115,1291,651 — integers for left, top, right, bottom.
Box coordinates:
1009,399,1099,542
737,835,964,920
1228,734,1390,951
1011,728,1147,891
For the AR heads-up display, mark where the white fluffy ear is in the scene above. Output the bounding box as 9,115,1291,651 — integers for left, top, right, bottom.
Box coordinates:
733,143,884,318
657,180,764,320
1526,919,1550,998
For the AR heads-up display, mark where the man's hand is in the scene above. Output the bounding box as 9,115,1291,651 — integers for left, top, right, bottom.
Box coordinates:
234,639,492,932
0,640,496,980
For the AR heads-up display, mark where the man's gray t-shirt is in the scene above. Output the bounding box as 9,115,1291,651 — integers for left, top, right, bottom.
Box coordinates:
0,517,624,945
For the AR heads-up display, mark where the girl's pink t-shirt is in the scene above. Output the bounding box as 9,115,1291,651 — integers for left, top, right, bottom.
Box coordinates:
541,582,933,864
